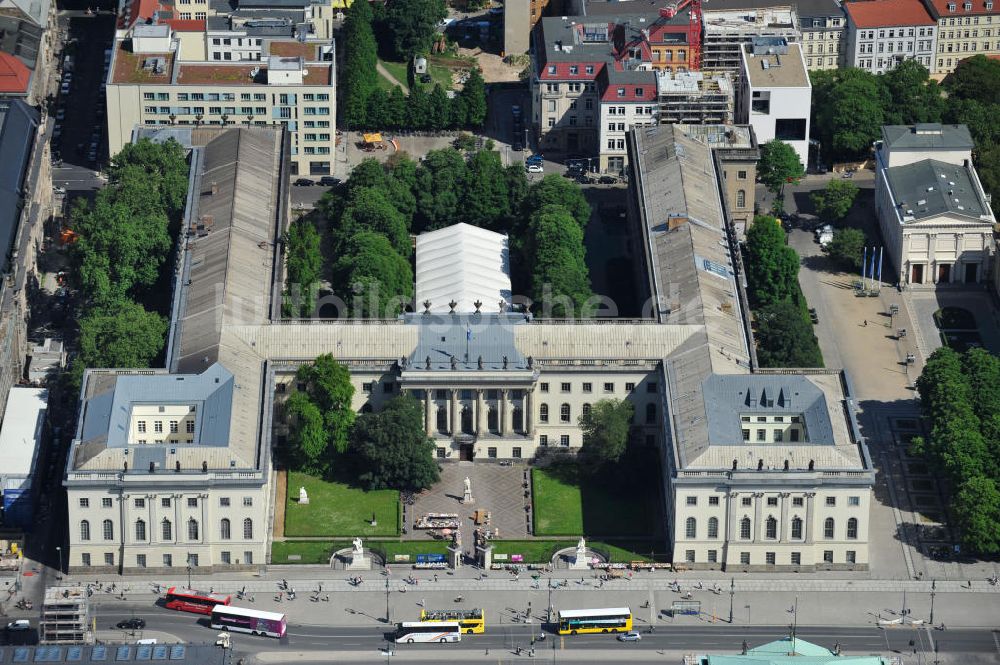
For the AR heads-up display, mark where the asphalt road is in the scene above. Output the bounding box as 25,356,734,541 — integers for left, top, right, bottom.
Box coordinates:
93,604,998,660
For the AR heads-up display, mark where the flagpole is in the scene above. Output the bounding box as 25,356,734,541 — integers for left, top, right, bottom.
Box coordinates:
862,246,867,289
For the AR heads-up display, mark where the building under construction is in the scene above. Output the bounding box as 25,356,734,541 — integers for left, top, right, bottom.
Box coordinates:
701,6,800,73
656,71,734,125
39,586,93,644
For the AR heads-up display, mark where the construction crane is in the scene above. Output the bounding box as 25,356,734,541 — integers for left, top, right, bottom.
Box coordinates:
659,0,704,71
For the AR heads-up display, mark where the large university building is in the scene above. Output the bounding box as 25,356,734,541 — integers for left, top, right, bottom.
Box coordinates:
67,122,874,573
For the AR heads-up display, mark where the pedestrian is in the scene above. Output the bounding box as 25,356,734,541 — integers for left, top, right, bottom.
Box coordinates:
863,319,868,327
434,574,438,583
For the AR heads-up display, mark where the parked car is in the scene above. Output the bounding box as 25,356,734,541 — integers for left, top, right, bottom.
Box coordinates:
318,176,341,187
116,618,146,630
59,81,70,95
526,163,543,173
598,175,618,185
293,178,315,186
6,620,30,632
55,109,65,122
512,140,524,152
618,631,641,642
525,154,544,165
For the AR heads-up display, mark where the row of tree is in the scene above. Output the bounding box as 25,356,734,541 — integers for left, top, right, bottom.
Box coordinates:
914,347,1000,553
285,354,439,490
340,0,487,131
810,57,1000,197
743,215,823,368
301,151,594,318
67,139,189,388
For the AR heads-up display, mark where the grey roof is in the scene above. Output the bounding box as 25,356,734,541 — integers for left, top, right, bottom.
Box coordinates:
579,0,842,21
743,42,810,88
884,158,992,222
703,374,834,445
0,644,227,664
0,100,38,274
78,363,234,449
134,23,170,37
537,12,689,65
1,0,52,27
405,315,529,372
882,124,974,151
605,67,656,85
237,0,308,8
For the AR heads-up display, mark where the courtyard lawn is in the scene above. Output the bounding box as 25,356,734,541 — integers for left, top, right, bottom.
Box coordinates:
531,463,661,537
490,540,660,564
379,58,454,92
284,472,400,538
271,540,351,565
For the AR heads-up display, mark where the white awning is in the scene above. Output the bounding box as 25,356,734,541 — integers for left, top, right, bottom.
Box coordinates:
415,223,512,313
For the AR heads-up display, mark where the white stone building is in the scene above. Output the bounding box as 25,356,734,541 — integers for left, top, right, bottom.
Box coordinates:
736,39,812,169
875,123,996,286
844,0,938,73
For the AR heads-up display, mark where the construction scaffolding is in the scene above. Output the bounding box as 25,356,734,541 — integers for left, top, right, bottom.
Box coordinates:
656,71,735,125
39,586,93,644
700,6,800,73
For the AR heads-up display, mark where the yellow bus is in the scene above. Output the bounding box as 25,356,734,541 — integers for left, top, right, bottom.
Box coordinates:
419,608,485,634
557,607,632,635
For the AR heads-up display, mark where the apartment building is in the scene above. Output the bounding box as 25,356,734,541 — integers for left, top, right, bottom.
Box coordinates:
701,5,800,73
656,71,735,126
874,123,995,286
844,0,938,73
793,0,848,69
598,68,658,173
921,0,1000,74
737,39,811,168
105,22,335,176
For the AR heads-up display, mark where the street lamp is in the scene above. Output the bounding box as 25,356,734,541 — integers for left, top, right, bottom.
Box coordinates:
729,578,735,624
55,546,62,576
186,555,192,589
929,579,936,626
221,113,229,125
384,573,390,624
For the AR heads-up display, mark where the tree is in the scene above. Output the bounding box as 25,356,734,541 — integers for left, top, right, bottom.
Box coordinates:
943,55,1000,105
427,84,451,131
350,394,440,491
743,216,800,307
754,300,823,368
414,148,468,231
385,0,447,59
285,391,328,474
283,216,323,317
757,140,804,196
824,227,866,271
953,476,1000,554
338,186,411,256
578,399,634,466
106,138,189,217
881,60,946,126
525,204,593,317
287,354,356,475
77,299,168,370
822,70,885,159
461,149,510,231
341,0,379,128
810,179,859,225
332,231,413,317
459,67,488,127
520,175,591,231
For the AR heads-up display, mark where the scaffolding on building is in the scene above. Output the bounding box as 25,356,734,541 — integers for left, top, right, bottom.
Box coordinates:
700,6,800,73
656,71,735,125
40,586,93,644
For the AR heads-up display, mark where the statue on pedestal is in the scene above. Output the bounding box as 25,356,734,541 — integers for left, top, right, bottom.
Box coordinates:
353,537,364,554
298,487,309,504
576,537,586,559
462,476,474,504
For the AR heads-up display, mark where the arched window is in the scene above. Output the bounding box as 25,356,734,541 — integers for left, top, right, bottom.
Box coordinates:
765,516,777,539
791,516,803,540
102,519,114,541
188,518,199,541
220,518,231,540
560,403,571,423
161,519,172,541
685,517,697,538
539,403,549,423
135,519,146,542
243,518,253,540
740,516,751,539
708,517,719,538
847,517,858,539
645,403,656,424
582,403,591,417
736,189,746,207
80,520,90,541
824,517,835,539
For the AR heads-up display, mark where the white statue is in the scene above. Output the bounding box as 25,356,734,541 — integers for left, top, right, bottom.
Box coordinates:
453,528,462,549
569,537,589,570
298,486,309,504
353,537,363,554
462,476,474,504
576,537,586,556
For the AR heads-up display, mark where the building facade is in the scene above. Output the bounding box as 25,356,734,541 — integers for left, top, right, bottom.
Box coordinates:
844,0,938,73
921,0,1000,75
874,123,995,286
736,39,811,169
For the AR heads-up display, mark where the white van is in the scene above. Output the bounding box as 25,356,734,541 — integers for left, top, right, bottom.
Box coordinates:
136,639,157,645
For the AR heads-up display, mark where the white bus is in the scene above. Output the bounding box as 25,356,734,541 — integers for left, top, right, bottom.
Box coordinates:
394,621,461,644
210,605,287,638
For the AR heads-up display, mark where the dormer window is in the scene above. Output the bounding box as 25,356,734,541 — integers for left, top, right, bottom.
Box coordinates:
569,65,578,74
987,1,994,9
617,87,625,96
585,64,594,74
948,3,956,10
964,1,972,9
635,87,644,96
547,65,556,74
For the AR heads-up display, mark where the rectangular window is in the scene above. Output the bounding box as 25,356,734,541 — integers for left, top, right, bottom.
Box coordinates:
603,382,614,393
625,382,635,392
243,497,253,507
582,383,592,393
187,421,195,434
775,118,808,141
187,497,198,508
560,435,570,447
685,550,695,563
79,498,89,508
767,497,778,507
104,553,114,566
742,497,752,507
436,447,445,459
740,552,750,565
154,421,163,434
134,498,145,508
756,429,766,441
707,550,717,563
137,554,147,568
790,429,800,442
512,447,522,458
709,496,719,506
540,383,549,393
137,421,147,433
765,552,776,565
163,554,172,567
560,383,571,393
826,497,836,507
102,498,112,508
823,550,833,563
221,551,231,564
686,496,697,506
742,429,751,441
539,435,548,446
220,497,230,507
81,553,91,567
846,550,856,564
848,496,860,506
161,498,171,508
488,447,497,458
791,552,801,565
793,497,804,506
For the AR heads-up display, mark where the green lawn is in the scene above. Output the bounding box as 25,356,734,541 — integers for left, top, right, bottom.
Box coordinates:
491,540,659,564
284,472,400,537
379,58,453,92
531,464,661,537
271,540,351,565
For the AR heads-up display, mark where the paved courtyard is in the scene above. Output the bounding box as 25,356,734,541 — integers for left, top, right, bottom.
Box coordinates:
407,462,532,548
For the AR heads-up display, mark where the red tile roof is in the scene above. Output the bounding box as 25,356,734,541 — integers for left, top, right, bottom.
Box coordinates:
0,53,30,95
844,0,935,28
924,0,998,17
538,61,607,81
162,19,205,31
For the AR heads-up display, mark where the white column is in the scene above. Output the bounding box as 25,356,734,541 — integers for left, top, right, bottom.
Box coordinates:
525,389,535,436
424,390,434,437
476,389,485,435
450,390,458,436
499,389,509,436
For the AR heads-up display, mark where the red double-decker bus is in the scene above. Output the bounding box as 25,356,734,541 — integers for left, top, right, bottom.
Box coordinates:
164,587,232,615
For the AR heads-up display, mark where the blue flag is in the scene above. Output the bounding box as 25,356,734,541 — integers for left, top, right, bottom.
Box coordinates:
466,327,472,342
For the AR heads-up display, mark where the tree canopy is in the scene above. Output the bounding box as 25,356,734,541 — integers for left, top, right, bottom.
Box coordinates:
810,179,859,225
753,300,824,368
744,216,801,308
824,227,866,272
286,354,356,476
579,399,634,466
525,204,593,318
385,0,447,60
349,394,441,491
333,231,413,317
757,140,804,195
283,216,323,317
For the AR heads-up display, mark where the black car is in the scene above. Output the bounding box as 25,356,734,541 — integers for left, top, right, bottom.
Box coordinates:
511,140,524,152
598,175,618,185
293,178,315,186
116,618,146,630
319,176,341,187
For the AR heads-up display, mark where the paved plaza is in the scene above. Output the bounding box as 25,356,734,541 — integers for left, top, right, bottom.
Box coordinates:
407,462,532,545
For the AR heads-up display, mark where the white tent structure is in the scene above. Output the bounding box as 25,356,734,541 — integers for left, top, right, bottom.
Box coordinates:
415,223,512,314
